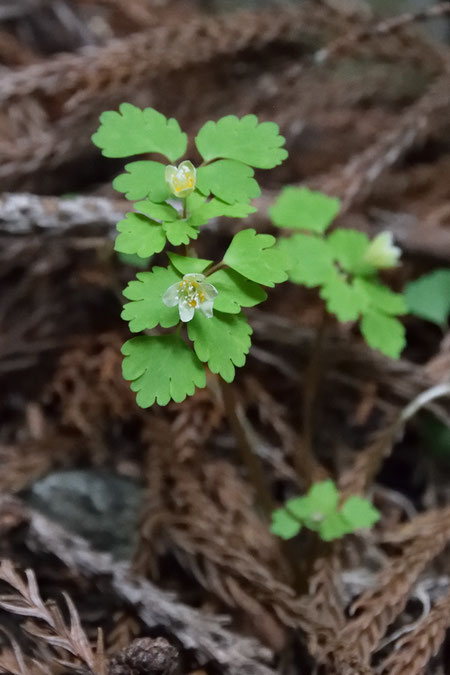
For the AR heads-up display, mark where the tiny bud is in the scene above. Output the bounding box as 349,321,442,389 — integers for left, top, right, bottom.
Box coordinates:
364,231,401,269
165,160,196,199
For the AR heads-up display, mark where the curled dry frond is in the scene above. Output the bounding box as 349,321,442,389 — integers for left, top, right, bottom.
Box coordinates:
334,507,450,666
378,588,450,675
0,560,105,674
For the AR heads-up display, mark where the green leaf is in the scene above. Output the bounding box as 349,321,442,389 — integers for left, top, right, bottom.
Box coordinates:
207,268,267,313
117,251,150,269
121,266,181,332
278,234,335,287
196,160,261,204
187,196,257,228
270,509,301,540
306,480,339,515
340,496,380,531
405,269,450,326
354,278,407,316
270,187,340,233
115,213,166,259
163,220,199,246
195,115,287,169
360,310,406,358
224,229,289,287
286,480,339,524
122,335,206,407
135,199,177,223
113,161,170,202
167,253,212,275
320,274,368,322
187,311,252,382
327,229,372,275
319,512,351,541
92,104,187,161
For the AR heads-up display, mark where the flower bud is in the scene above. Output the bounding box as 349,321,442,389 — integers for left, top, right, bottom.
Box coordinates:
165,160,196,199
364,232,401,269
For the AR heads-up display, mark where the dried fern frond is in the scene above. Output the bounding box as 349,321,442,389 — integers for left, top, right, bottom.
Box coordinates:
319,69,450,211
0,561,105,673
378,588,450,675
319,2,450,64
304,549,346,661
0,628,52,675
337,516,450,664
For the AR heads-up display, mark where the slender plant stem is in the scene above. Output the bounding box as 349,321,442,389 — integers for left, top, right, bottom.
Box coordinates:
296,304,328,487
219,379,274,519
182,198,187,220
205,260,226,276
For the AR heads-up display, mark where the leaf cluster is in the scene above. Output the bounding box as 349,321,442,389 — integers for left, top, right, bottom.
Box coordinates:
93,105,289,407
271,187,408,358
271,480,380,541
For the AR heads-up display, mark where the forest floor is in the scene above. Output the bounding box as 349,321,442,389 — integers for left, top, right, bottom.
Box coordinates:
0,1,450,674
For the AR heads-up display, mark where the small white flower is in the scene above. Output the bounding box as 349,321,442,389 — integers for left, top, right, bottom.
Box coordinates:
364,231,401,269
163,273,218,322
165,160,196,198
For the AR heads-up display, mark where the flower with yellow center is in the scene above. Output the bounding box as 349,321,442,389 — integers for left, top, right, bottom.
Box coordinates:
364,231,401,269
165,160,197,199
162,273,218,322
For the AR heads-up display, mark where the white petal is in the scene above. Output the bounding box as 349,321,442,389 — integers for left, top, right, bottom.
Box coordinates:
179,301,195,322
201,282,218,300
162,283,180,307
165,165,177,182
183,273,205,283
199,300,214,318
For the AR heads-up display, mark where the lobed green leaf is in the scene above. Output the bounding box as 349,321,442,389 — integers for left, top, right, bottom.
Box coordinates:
354,278,407,316
187,311,252,382
187,195,257,228
405,269,450,326
320,273,368,322
207,268,267,313
113,161,170,202
167,253,212,275
327,228,372,276
224,229,289,287
270,187,340,233
270,509,301,540
121,265,181,332
278,234,335,287
196,159,261,204
135,199,178,222
195,115,287,169
360,310,406,359
122,335,206,407
340,496,380,531
115,213,166,259
92,104,187,161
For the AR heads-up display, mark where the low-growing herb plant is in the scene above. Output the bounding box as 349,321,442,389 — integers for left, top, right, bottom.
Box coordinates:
271,479,380,542
270,187,408,359
92,104,290,407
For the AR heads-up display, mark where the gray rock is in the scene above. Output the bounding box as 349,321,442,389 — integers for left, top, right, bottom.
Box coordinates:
22,469,144,559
